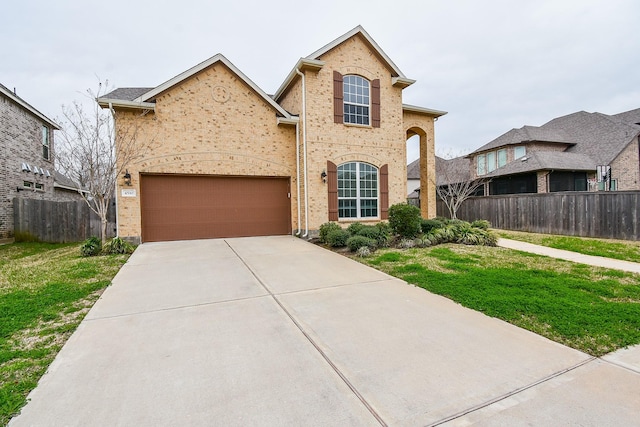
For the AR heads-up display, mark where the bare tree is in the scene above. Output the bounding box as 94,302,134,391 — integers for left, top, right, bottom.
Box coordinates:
56,81,149,244
434,152,487,219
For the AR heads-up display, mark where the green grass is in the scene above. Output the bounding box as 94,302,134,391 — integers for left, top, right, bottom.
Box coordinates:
0,242,129,426
360,244,640,357
498,230,640,263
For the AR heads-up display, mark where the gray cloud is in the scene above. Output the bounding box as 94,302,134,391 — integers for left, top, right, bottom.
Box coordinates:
3,0,638,163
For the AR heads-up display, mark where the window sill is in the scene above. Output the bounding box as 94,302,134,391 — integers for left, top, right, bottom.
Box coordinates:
338,218,381,223
342,122,372,129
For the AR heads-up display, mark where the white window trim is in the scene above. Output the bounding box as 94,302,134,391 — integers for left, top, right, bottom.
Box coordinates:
343,75,371,126
337,162,380,220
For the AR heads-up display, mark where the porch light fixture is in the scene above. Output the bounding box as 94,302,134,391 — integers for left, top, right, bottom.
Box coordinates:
123,170,132,186
321,169,327,183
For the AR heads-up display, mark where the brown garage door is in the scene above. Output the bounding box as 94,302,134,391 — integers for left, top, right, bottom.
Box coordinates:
140,174,291,242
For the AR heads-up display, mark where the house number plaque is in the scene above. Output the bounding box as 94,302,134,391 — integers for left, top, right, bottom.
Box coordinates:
121,189,137,198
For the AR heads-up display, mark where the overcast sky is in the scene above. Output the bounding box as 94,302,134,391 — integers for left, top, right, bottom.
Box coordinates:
3,0,639,163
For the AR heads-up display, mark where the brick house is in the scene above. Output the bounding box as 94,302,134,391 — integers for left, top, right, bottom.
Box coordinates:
0,83,82,240
98,26,445,243
467,108,640,195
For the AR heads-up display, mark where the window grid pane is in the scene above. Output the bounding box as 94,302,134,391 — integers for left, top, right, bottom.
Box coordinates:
343,75,370,125
337,162,378,219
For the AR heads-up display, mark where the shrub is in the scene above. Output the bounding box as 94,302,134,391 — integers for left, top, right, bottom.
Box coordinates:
102,237,135,254
346,235,377,252
471,219,491,230
388,203,422,238
397,238,416,249
80,237,102,257
421,218,444,234
355,246,372,258
346,222,366,236
326,229,350,248
319,222,342,243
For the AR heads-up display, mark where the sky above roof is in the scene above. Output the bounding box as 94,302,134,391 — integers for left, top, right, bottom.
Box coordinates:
3,0,638,163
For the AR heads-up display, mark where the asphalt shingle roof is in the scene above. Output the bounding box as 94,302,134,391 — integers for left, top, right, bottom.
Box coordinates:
484,151,596,178
101,87,154,102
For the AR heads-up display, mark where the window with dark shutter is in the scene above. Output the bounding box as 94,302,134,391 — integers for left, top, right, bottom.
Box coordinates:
327,161,338,221
333,71,343,124
371,79,380,128
380,164,388,219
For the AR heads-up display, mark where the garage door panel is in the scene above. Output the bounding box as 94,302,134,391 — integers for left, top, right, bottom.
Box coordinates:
141,175,291,242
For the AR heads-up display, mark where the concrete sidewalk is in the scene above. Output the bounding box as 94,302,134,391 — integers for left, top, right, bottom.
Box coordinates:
498,238,640,273
10,236,640,426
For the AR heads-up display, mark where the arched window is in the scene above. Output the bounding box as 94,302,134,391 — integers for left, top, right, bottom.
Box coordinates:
337,162,378,219
343,75,370,125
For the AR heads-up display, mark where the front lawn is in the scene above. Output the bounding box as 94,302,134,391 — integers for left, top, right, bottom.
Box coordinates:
0,242,129,426
360,244,640,357
498,230,640,263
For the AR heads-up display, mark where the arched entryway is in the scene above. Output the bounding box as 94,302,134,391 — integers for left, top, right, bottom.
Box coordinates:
406,126,435,218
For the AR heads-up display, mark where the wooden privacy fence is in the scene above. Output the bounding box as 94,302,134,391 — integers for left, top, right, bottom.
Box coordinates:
437,191,640,241
13,198,116,243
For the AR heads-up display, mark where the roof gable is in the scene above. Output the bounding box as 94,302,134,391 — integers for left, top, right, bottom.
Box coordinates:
98,54,294,119
0,83,60,129
274,25,415,101
307,25,408,79
137,54,292,118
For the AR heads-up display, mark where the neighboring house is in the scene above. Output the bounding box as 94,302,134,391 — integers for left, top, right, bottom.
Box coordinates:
408,156,482,205
0,83,82,240
468,108,640,195
98,26,446,243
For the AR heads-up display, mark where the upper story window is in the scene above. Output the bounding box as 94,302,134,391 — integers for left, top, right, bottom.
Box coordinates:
497,149,507,167
42,126,50,160
514,145,526,159
343,75,370,125
333,71,381,128
337,162,378,219
477,154,486,176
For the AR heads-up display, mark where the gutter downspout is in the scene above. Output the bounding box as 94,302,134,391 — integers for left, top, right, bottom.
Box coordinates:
109,102,119,237
295,119,301,235
295,68,309,237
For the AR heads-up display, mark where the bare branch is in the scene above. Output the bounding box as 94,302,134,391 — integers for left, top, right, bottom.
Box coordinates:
54,79,151,244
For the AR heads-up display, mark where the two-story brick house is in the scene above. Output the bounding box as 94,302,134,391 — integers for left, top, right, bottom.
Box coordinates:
98,26,445,243
468,109,640,195
0,83,82,240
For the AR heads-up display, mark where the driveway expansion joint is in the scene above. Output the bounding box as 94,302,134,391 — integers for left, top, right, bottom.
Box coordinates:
224,239,388,427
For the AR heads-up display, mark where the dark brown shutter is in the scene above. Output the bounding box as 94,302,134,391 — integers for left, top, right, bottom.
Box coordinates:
328,161,338,221
380,164,389,219
333,71,343,124
371,79,381,128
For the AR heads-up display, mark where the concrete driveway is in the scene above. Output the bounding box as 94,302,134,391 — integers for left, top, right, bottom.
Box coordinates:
10,236,640,426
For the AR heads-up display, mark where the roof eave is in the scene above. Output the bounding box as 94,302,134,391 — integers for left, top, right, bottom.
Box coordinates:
273,58,325,101
392,77,416,89
403,104,448,118
0,84,60,129
97,98,156,111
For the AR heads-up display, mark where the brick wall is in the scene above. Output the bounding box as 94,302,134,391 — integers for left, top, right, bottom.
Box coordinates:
114,62,297,241
0,93,65,238
611,138,640,191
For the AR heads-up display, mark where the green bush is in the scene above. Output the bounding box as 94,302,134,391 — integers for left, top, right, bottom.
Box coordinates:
421,218,444,234
319,222,342,243
346,222,366,236
346,235,377,252
102,237,135,254
388,203,422,238
326,229,350,248
80,237,102,257
471,219,491,230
